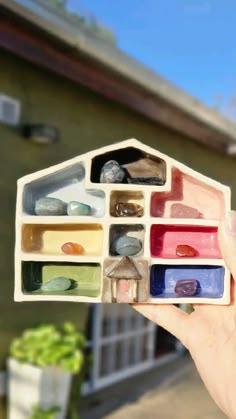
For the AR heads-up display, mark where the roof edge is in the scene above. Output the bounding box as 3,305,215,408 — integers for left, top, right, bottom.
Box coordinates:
2,0,236,151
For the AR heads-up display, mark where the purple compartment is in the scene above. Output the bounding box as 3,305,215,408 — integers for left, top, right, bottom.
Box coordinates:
150,265,225,298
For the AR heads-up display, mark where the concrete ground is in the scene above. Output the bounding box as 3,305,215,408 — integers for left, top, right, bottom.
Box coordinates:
81,355,226,419
104,360,226,419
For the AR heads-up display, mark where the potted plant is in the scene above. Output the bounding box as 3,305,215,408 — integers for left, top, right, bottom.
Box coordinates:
7,322,86,419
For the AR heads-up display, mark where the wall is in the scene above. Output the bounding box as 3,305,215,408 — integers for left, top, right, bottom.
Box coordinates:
0,48,236,368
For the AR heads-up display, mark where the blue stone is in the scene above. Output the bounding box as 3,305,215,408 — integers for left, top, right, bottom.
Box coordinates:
111,236,142,256
35,197,67,215
67,201,91,216
100,160,126,183
41,277,72,292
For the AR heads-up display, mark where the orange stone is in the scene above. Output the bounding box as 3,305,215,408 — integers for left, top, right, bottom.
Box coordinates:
61,242,84,255
176,244,197,257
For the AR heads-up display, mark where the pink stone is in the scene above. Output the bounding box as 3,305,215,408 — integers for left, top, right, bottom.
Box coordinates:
170,203,201,219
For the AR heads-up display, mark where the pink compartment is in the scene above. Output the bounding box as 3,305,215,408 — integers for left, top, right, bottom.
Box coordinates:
150,168,225,220
150,225,221,258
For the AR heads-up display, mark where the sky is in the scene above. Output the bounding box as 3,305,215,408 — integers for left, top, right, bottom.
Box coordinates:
68,0,236,116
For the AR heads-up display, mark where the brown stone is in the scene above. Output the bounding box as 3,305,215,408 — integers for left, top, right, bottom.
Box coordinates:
123,157,165,179
174,279,200,296
115,202,143,217
176,244,197,257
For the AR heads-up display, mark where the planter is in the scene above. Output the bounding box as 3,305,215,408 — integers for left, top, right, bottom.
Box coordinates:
7,358,72,419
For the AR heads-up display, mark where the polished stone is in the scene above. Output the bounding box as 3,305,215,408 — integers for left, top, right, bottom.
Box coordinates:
124,157,165,179
170,203,201,218
111,236,142,256
61,242,84,255
41,277,71,292
42,264,101,297
127,177,165,185
176,244,197,257
100,160,126,183
67,201,91,216
115,202,143,217
174,279,200,296
35,197,67,216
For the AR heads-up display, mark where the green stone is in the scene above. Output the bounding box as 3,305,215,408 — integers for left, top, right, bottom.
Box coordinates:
42,264,101,297
67,201,91,216
35,197,67,215
41,277,72,292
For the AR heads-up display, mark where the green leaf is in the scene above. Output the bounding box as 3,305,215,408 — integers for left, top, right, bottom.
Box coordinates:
10,322,87,374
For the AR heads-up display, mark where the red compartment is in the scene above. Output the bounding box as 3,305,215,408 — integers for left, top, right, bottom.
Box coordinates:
150,225,221,258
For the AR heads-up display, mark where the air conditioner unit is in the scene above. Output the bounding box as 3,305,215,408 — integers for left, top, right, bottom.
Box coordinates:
0,94,21,126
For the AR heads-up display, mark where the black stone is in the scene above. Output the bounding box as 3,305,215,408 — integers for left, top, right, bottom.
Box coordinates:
127,177,165,185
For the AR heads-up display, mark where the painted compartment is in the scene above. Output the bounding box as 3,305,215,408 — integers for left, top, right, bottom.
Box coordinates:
150,168,225,219
150,265,225,299
91,146,166,185
22,162,105,217
22,262,101,297
102,257,149,303
22,224,103,256
150,225,221,259
109,224,145,257
110,191,144,217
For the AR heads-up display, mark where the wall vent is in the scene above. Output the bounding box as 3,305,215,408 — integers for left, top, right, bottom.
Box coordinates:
0,95,21,126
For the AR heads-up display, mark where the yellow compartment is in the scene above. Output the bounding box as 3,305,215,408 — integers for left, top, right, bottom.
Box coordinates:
22,224,103,256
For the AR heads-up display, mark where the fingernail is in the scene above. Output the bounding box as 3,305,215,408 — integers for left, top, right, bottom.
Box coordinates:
225,211,236,235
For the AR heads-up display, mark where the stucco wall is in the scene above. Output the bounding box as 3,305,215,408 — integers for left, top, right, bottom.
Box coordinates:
0,48,235,369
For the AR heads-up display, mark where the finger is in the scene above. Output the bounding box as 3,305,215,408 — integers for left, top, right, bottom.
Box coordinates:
132,304,189,346
218,211,236,281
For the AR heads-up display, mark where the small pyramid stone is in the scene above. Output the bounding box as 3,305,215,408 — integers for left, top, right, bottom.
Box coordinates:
107,256,142,280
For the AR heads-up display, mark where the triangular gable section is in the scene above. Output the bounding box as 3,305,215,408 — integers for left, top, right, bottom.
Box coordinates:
17,138,229,195
107,257,142,280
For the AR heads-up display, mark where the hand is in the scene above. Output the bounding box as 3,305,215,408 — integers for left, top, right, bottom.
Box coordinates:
134,211,236,419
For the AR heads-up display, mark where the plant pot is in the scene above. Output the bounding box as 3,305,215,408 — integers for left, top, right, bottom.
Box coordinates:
7,358,72,419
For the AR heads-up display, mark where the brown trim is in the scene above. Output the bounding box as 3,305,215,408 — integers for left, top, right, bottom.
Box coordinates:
0,16,229,152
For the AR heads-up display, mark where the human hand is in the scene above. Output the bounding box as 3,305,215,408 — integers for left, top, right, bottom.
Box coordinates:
133,211,236,419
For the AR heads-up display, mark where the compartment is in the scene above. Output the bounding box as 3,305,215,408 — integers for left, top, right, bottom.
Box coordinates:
22,224,103,256
22,262,101,297
109,224,145,257
150,225,221,258
91,147,166,185
22,162,105,216
110,191,144,217
102,257,149,303
150,265,225,298
150,168,225,219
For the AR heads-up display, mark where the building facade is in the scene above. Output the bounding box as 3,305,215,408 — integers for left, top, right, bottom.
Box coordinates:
0,0,236,413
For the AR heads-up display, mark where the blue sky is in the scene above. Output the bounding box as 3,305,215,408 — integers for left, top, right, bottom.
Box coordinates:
68,0,236,115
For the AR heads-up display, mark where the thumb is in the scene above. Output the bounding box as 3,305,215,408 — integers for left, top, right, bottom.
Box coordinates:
218,210,236,280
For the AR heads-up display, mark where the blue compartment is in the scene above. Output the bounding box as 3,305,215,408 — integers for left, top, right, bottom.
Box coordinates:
150,265,225,298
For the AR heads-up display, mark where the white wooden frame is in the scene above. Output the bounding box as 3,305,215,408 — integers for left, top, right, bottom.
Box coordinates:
15,139,231,304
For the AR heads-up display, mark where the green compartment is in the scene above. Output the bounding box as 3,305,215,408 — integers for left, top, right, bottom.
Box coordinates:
22,262,101,297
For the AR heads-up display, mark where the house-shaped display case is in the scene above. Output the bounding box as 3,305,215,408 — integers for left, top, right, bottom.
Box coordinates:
15,139,231,304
